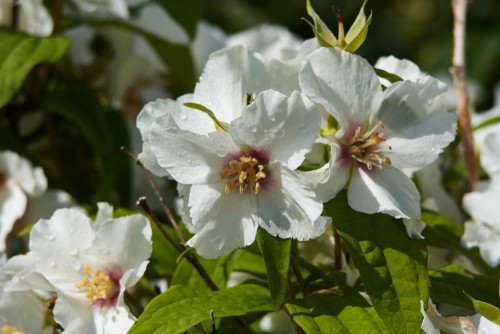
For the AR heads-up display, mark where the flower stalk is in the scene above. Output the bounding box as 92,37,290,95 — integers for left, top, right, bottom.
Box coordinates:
450,0,479,190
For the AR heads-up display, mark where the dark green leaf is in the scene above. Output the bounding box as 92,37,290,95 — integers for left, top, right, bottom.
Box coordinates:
429,264,500,310
0,30,70,108
257,228,291,311
129,284,273,334
286,288,390,334
326,191,429,334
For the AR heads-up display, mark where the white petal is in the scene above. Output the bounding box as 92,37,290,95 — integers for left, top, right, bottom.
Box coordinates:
303,140,350,202
462,179,500,227
0,151,47,196
193,45,268,123
52,290,95,333
230,90,320,169
375,81,457,170
92,303,135,334
0,184,27,253
257,164,328,240
29,208,95,258
227,24,302,62
300,47,381,135
91,214,152,285
191,21,227,74
3,253,54,292
20,189,79,227
462,221,500,267
187,182,258,258
0,290,47,333
374,56,447,101
402,219,426,239
176,184,195,233
138,142,170,177
470,314,500,334
149,116,237,184
95,202,113,226
348,165,421,220
481,132,500,177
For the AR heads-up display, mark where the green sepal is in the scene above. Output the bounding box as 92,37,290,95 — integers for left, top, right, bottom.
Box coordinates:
256,228,291,312
184,102,229,132
465,293,500,325
304,0,338,47
344,9,372,53
374,68,404,84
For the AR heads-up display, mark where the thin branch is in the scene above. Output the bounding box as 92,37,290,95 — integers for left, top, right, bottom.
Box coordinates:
10,0,19,29
333,228,342,271
290,258,308,297
136,197,218,291
195,324,207,334
210,310,216,334
121,146,186,243
287,271,296,299
450,0,479,190
51,0,64,35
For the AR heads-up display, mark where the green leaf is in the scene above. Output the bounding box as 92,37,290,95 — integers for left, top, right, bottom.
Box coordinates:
421,210,493,274
286,288,390,334
429,264,500,310
326,191,429,334
465,293,500,325
344,10,372,53
129,284,273,334
257,228,291,311
304,0,337,47
156,0,202,40
0,30,70,108
183,102,229,132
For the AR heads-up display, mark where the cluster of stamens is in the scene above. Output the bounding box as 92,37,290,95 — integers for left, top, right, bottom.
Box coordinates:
348,121,391,171
220,155,267,195
1,325,24,334
75,266,118,303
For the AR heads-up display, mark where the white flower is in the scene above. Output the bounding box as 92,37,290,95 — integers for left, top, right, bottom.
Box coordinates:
462,179,500,267
146,89,329,258
421,300,478,334
4,203,152,333
300,48,456,233
0,0,53,36
137,44,270,176
0,260,50,334
0,151,46,254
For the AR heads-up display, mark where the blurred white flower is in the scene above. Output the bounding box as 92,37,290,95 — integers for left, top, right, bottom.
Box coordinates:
0,151,46,255
0,0,53,36
300,48,456,236
4,203,152,333
421,300,477,334
462,179,500,267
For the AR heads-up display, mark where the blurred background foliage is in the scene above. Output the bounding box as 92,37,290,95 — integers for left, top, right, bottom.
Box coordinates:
0,0,498,211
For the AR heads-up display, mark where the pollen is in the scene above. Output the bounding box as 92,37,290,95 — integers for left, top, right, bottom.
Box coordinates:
75,265,119,303
348,121,392,171
1,325,24,334
220,155,267,195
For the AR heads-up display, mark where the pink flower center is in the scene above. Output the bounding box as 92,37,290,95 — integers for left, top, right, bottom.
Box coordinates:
75,265,121,307
220,149,270,195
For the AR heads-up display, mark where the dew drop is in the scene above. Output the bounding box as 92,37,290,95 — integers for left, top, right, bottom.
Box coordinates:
275,129,285,138
69,249,78,256
179,111,188,121
46,234,55,241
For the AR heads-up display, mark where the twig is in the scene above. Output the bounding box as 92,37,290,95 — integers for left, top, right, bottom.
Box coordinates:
333,228,342,271
10,0,19,29
136,197,184,253
210,310,216,334
51,0,64,35
450,0,479,190
195,324,207,334
121,146,186,243
290,258,308,296
287,271,296,299
136,197,218,291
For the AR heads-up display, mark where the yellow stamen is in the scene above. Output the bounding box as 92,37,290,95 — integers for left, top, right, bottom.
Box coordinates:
1,325,24,334
75,265,118,303
348,122,391,171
